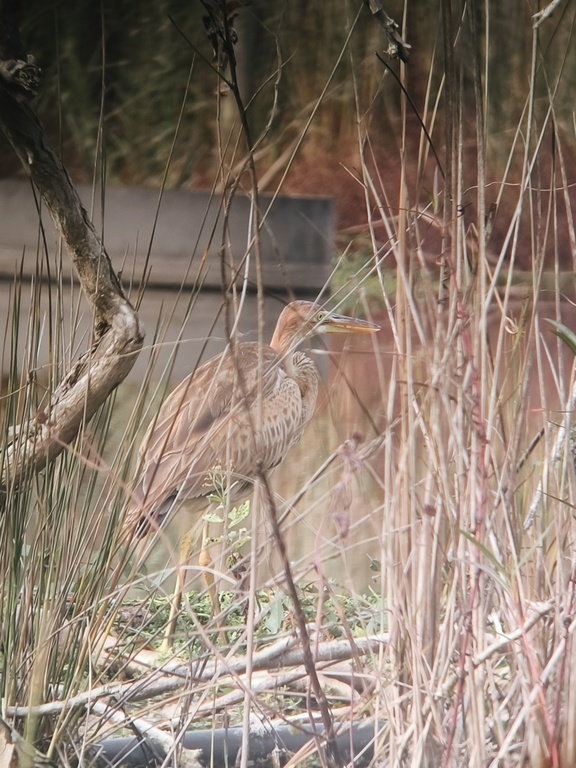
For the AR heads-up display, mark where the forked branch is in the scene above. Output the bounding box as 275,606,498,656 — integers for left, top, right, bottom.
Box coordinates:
0,2,144,496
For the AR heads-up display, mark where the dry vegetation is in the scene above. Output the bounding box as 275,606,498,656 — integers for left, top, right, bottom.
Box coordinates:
1,1,576,767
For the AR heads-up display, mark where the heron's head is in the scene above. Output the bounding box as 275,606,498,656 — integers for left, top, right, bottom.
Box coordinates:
271,300,380,354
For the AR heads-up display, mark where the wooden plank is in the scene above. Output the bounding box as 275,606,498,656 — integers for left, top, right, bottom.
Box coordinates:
0,181,334,292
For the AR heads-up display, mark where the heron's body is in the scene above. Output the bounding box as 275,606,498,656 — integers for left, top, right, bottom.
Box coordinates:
126,342,319,534
124,301,378,647
125,301,378,537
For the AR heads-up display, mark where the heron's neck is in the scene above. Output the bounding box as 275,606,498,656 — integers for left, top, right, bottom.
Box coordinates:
271,335,316,399
270,329,287,355
270,339,292,370
270,330,302,358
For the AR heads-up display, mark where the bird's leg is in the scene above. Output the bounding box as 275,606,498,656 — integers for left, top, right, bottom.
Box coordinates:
161,524,222,652
161,531,194,652
198,523,218,615
199,523,233,647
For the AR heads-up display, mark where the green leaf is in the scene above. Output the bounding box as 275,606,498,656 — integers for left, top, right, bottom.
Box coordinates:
203,511,224,524
547,319,576,356
229,501,250,526
264,597,284,635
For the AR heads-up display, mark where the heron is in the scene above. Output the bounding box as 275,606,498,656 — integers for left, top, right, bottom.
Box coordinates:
123,300,379,646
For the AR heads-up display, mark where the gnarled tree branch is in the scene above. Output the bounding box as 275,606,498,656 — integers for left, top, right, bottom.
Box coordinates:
0,2,144,495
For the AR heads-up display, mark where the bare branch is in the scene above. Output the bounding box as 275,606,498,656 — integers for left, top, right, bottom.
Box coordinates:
0,4,144,495
5,631,389,717
533,0,567,28
364,0,411,62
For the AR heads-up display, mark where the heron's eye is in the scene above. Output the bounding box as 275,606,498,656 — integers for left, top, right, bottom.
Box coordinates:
316,310,327,322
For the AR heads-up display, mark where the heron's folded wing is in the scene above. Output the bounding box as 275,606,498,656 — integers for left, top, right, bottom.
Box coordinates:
124,345,285,531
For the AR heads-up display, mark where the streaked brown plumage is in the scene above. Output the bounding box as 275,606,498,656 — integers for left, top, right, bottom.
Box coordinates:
124,300,379,538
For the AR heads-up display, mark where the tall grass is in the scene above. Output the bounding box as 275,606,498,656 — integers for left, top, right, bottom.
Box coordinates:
1,1,576,767
353,2,576,766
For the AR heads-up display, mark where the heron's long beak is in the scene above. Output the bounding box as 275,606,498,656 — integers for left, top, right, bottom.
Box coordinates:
320,312,380,334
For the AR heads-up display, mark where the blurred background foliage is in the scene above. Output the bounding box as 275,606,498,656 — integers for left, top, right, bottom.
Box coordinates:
3,0,576,259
